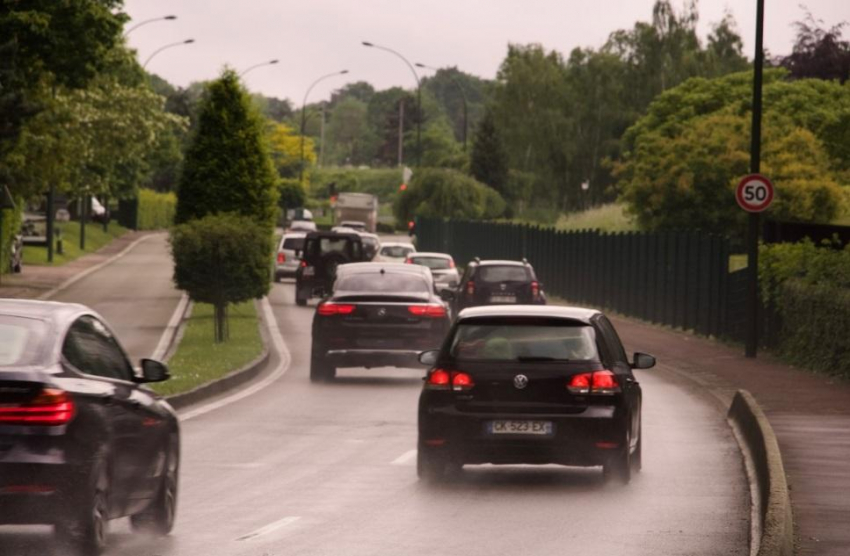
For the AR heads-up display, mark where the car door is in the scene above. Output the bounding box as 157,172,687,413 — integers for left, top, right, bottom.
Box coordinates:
596,316,641,450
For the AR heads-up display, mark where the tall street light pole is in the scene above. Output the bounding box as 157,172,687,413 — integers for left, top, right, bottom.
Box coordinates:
362,41,421,166
123,15,177,37
416,63,468,151
299,70,349,184
239,59,279,78
143,39,195,70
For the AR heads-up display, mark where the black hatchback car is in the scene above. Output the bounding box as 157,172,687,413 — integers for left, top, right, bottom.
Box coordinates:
453,259,546,313
310,263,452,382
0,300,179,555
417,305,655,483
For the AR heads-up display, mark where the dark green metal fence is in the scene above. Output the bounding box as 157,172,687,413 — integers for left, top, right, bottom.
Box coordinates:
418,217,746,340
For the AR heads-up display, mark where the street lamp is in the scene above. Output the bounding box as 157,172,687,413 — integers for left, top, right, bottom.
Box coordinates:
239,59,279,78
142,39,195,70
416,63,469,151
123,15,177,37
362,41,422,166
299,70,349,184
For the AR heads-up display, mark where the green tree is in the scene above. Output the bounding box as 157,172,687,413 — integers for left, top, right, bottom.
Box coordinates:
175,70,279,233
781,12,850,83
394,168,505,223
266,122,315,180
325,97,376,166
470,107,509,197
170,214,271,343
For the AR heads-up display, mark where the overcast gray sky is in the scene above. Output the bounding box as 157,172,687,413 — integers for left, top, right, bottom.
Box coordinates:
124,0,849,105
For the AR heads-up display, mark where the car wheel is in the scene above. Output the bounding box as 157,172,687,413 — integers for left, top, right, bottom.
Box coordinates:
131,437,179,535
416,445,446,482
632,422,642,473
603,431,632,485
310,348,335,382
56,463,109,556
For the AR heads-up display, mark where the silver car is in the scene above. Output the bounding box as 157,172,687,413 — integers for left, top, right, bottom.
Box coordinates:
275,231,306,281
405,252,459,291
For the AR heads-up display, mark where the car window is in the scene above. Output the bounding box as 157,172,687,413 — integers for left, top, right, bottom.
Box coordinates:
410,256,452,270
478,266,529,283
0,316,48,368
62,316,134,381
449,319,599,362
282,237,305,251
380,245,414,258
597,316,628,365
336,273,430,293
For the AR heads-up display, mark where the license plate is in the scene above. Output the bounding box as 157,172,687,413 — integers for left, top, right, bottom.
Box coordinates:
487,420,553,435
490,295,516,303
303,267,315,276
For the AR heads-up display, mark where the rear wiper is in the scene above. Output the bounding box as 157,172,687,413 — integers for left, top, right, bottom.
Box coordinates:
516,356,570,362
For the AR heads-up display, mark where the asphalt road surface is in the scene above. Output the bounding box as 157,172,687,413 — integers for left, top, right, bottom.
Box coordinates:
1,237,749,556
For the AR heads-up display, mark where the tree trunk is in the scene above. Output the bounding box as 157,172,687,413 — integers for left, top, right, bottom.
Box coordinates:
214,302,229,343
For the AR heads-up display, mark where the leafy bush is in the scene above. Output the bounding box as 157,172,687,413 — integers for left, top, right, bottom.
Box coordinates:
170,213,272,342
0,205,22,275
393,168,506,223
137,189,176,230
759,239,850,303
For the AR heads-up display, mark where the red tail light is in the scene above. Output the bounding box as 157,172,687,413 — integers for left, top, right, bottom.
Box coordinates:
466,281,475,296
300,260,307,268
567,371,620,395
449,260,455,268
408,304,447,318
0,388,75,426
277,252,285,264
531,281,540,299
451,372,474,391
426,369,475,391
404,258,413,264
317,302,356,316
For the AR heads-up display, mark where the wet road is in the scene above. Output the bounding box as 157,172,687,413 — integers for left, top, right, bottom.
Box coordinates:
1,238,749,556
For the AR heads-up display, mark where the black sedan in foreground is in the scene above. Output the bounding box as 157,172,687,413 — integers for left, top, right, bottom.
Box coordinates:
0,300,179,555
310,263,452,382
417,305,655,484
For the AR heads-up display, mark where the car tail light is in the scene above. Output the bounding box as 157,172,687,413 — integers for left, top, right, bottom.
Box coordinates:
451,372,474,391
531,281,540,299
300,260,307,268
408,304,447,318
449,260,455,268
0,388,75,426
567,371,620,395
277,252,285,264
317,302,356,316
466,281,475,296
426,369,451,390
404,258,413,264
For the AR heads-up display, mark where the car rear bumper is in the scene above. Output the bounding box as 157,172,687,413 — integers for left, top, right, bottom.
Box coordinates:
419,405,626,466
0,463,82,524
325,349,424,369
275,263,299,278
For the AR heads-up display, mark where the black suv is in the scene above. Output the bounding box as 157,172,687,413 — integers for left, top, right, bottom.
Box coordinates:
453,258,546,313
295,231,367,306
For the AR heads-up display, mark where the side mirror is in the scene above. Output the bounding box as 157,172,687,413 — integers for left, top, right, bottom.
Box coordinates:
418,350,439,366
138,359,171,383
631,352,656,370
439,289,455,302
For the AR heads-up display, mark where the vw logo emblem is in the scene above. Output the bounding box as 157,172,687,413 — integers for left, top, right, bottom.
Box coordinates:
513,374,529,389
377,307,387,317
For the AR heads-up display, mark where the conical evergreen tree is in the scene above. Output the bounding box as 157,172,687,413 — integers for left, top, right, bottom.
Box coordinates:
175,69,278,232
470,107,509,199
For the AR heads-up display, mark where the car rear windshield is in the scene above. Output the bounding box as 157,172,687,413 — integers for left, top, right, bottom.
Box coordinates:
361,237,378,247
0,316,49,368
336,273,429,293
449,319,598,362
478,265,529,283
282,237,305,251
381,245,415,258
411,256,451,270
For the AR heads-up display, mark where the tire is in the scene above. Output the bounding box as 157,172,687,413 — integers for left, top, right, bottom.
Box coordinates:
603,430,631,485
310,348,335,382
131,437,179,536
295,286,309,306
632,421,642,473
417,445,446,482
56,463,109,556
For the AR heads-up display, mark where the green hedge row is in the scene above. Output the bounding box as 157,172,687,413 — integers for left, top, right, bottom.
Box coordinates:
137,189,176,230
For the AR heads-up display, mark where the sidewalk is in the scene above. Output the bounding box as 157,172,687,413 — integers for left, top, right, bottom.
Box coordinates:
612,314,850,556
0,231,151,300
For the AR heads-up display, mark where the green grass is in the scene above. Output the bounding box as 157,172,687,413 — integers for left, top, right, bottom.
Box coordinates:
153,301,264,396
729,254,748,272
22,222,129,267
555,203,639,233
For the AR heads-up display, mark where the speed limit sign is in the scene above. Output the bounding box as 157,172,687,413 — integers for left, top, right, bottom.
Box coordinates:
736,174,774,213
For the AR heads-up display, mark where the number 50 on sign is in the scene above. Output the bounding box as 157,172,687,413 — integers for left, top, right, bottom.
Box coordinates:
735,174,774,213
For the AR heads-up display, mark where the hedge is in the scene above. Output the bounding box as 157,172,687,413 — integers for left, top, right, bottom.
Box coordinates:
0,206,22,275
137,189,176,230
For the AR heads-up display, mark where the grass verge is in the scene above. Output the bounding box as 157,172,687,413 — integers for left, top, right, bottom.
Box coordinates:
153,300,264,396
22,222,129,267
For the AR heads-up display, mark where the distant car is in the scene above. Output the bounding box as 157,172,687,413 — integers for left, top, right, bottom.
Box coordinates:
339,220,367,232
406,252,459,292
309,263,452,382
453,258,546,313
358,232,381,261
289,220,317,233
295,231,367,306
0,299,179,555
416,305,656,483
274,231,306,281
331,226,357,234
377,241,416,263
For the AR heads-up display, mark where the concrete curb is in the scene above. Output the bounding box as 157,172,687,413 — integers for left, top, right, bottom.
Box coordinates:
165,299,271,411
727,390,794,556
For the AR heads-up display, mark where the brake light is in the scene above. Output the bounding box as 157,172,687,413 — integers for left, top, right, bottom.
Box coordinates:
404,258,413,264
277,252,285,264
567,371,620,395
300,260,307,268
408,304,447,318
531,281,540,299
0,388,75,426
317,302,356,316
466,281,475,296
449,260,455,268
426,369,451,389
451,372,474,391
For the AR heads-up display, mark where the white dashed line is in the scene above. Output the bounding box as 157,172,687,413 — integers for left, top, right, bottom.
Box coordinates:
236,516,301,541
391,449,417,466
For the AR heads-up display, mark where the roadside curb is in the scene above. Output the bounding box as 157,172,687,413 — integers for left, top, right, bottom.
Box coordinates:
727,390,794,556
165,299,271,411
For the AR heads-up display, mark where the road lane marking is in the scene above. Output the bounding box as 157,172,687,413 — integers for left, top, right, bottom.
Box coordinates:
391,449,417,465
179,297,292,422
236,516,300,541
151,292,190,360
